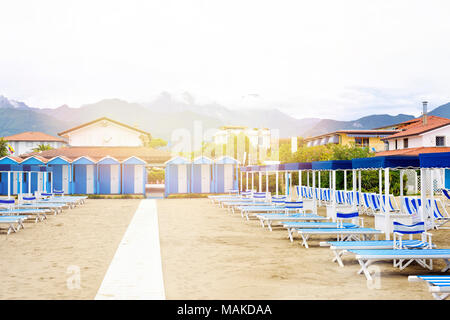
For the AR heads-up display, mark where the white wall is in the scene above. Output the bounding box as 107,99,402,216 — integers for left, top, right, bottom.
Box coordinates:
387,125,450,150
9,140,66,156
66,120,144,147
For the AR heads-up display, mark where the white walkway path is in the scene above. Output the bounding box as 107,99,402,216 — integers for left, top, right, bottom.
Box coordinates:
95,199,165,299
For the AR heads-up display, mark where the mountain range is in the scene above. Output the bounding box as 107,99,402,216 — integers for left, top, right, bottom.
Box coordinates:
0,94,449,140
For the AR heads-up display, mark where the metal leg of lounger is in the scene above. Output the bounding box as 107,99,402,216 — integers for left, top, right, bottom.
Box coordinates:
300,234,310,248
267,220,273,232
431,290,449,301
288,228,294,242
259,218,265,229
332,249,345,267
357,259,375,281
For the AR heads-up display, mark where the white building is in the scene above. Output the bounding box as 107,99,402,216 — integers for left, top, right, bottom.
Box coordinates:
213,126,271,149
58,117,151,147
3,131,67,156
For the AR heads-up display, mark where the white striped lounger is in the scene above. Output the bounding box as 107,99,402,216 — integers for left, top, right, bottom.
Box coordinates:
348,249,450,281
320,240,435,267
283,222,358,242
257,214,329,231
295,228,382,248
408,275,450,300
0,216,28,235
239,206,290,220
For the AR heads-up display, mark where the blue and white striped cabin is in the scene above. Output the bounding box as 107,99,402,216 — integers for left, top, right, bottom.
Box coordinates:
213,156,239,193
164,156,191,197
71,156,96,194
0,157,21,195
191,156,213,193
46,156,71,194
122,156,147,195
0,163,22,196
97,156,121,194
21,156,47,194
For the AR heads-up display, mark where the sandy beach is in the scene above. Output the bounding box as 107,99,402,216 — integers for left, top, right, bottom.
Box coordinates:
157,198,450,300
0,199,140,300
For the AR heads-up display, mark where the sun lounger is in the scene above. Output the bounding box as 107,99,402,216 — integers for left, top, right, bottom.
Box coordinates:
283,221,357,241
295,228,382,248
441,189,450,207
0,216,28,235
256,214,328,231
16,203,64,215
408,275,450,300
0,208,50,222
348,249,450,281
321,240,436,267
426,198,450,229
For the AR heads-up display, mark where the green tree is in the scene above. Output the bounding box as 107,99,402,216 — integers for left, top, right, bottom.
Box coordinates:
32,144,53,153
148,138,168,149
0,138,9,157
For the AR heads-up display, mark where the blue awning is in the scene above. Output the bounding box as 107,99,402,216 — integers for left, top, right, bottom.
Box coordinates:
311,160,352,171
281,162,312,171
352,156,420,169
419,152,450,168
0,164,22,172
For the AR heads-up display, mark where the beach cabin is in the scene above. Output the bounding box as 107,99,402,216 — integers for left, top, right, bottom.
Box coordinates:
0,157,22,195
46,156,71,194
164,157,191,197
213,156,239,193
20,156,47,195
0,164,22,197
71,156,96,194
191,156,214,193
97,156,121,194
122,156,147,195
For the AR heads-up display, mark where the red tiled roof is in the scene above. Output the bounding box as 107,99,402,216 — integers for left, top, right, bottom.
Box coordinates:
382,116,450,140
305,130,398,140
21,146,171,164
58,117,151,137
2,131,67,143
376,147,450,156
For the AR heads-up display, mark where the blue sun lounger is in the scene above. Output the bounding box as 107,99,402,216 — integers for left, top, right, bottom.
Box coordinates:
0,216,28,235
294,228,382,248
16,203,64,215
321,240,436,267
283,222,358,242
348,249,450,281
408,275,450,300
256,214,328,231
0,208,50,222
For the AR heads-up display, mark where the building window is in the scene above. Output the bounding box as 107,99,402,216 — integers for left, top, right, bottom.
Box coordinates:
395,140,398,150
403,138,408,149
436,136,445,147
23,173,27,182
384,141,389,151
72,166,76,182
355,137,369,147
48,172,52,182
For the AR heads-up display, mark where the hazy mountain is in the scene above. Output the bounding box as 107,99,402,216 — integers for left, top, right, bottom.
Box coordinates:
303,113,416,137
0,95,31,110
1,93,449,141
429,102,450,118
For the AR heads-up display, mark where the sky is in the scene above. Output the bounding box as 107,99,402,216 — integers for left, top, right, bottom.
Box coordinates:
1,0,450,120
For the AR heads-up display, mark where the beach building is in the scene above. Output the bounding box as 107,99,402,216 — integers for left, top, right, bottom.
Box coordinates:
375,105,450,190
304,129,398,152
11,118,172,195
2,131,67,156
57,117,151,147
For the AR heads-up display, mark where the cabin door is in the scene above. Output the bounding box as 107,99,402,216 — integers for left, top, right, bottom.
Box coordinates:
86,165,94,194
13,172,18,194
134,165,144,194
110,165,120,194
177,165,187,193
37,172,44,193
62,165,69,193
201,164,210,193
224,164,234,192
